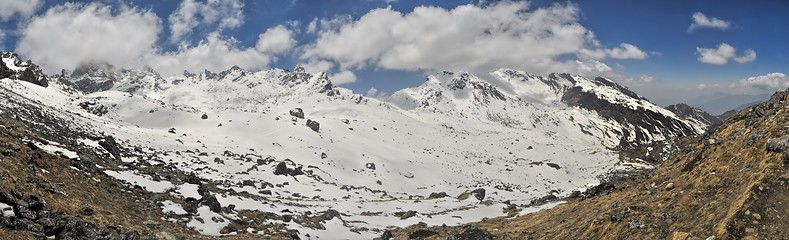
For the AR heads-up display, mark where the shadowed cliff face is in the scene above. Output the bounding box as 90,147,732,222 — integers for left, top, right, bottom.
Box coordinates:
393,90,789,240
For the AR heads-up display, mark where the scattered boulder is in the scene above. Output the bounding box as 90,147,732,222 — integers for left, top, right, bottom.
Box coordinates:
79,207,95,216
471,188,486,201
409,229,438,239
201,113,208,119
427,192,449,199
766,136,789,153
365,163,376,170
545,162,562,170
98,136,122,161
321,209,342,221
273,161,304,176
306,119,320,133
15,205,37,220
380,230,393,240
57,217,105,239
289,108,304,119
199,195,222,213
448,226,495,240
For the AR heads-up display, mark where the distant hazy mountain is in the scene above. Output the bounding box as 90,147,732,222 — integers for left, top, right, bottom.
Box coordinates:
688,92,771,115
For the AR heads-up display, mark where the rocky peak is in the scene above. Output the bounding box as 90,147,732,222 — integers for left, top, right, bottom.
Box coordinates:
69,61,118,93
0,52,49,87
666,103,722,126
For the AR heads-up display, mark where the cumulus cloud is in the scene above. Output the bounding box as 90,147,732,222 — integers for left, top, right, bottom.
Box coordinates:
168,0,244,42
16,2,294,76
330,70,357,85
607,43,648,59
147,32,283,76
17,2,161,72
255,25,296,54
733,49,757,63
739,73,789,91
0,0,42,21
580,43,648,60
301,2,648,84
688,12,731,32
696,43,756,65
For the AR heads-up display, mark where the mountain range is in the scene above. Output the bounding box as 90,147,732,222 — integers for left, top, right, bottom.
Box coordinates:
0,51,733,239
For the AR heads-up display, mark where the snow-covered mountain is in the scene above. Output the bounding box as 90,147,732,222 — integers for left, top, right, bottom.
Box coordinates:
0,52,712,239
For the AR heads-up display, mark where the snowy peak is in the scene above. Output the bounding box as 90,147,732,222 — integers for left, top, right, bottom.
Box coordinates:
0,52,49,87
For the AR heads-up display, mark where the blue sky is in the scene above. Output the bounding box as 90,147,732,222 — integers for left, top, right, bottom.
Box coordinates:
0,0,787,107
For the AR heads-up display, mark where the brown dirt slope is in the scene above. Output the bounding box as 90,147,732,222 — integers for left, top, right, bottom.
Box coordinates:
393,91,789,240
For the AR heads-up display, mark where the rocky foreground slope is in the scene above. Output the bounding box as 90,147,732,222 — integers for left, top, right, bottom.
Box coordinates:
393,90,789,239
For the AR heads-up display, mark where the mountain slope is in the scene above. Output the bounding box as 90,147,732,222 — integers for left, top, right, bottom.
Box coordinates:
0,52,713,238
393,89,789,239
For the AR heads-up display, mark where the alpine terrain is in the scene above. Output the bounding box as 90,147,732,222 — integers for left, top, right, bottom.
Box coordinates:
1,52,720,239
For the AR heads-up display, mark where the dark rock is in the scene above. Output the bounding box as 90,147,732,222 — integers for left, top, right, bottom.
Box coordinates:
168,128,176,134
321,209,342,221
394,210,417,220
545,162,562,170
79,207,95,216
448,226,494,240
530,194,558,205
427,192,449,199
365,162,376,170
200,195,222,213
320,152,327,159
306,119,320,133
15,205,37,220
13,218,43,232
273,161,304,176
124,230,141,240
289,108,304,119
28,196,45,211
471,188,486,201
98,136,122,160
57,217,106,239
201,113,208,119
408,229,437,239
380,230,393,240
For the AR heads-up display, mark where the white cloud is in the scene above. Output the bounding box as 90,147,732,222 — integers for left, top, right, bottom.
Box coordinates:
607,43,648,59
16,2,294,76
300,59,334,73
696,43,756,65
739,73,789,91
330,70,357,85
255,25,296,54
688,12,731,32
301,2,646,79
733,49,757,63
0,0,41,21
17,2,161,72
366,87,385,97
147,32,282,76
168,0,244,42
